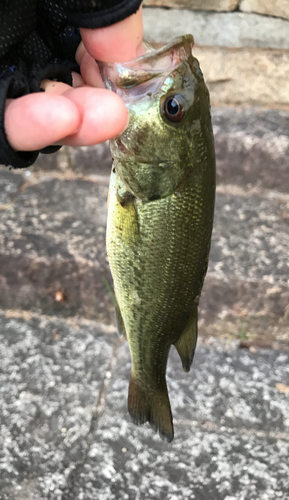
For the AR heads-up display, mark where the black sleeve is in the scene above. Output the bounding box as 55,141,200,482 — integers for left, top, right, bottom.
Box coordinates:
64,0,143,29
0,0,142,169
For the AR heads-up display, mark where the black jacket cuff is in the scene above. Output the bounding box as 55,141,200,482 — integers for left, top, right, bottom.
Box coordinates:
0,70,39,168
68,0,143,28
0,66,73,168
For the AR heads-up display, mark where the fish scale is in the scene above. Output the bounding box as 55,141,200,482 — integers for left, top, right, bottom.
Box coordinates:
100,35,215,441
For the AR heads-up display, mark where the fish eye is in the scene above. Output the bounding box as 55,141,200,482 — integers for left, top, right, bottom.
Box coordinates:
162,94,184,123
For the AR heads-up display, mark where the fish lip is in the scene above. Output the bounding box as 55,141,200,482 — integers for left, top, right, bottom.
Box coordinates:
118,34,193,66
102,34,194,68
98,35,194,91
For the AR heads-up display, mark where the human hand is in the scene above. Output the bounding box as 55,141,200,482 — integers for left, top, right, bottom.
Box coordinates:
4,6,144,152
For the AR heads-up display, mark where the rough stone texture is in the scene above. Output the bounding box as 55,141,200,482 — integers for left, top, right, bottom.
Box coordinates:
213,108,289,192
1,104,289,498
144,0,289,21
143,0,240,11
2,179,289,344
0,170,24,206
200,189,289,346
143,8,289,49
0,175,114,324
193,46,289,107
1,315,289,500
32,147,70,173
65,143,112,177
33,107,289,193
64,342,289,500
32,143,112,176
0,314,115,500
240,0,289,21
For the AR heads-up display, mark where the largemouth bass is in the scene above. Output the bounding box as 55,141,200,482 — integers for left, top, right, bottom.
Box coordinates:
99,35,215,442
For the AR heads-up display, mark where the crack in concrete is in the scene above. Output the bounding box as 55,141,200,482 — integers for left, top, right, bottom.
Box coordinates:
61,339,121,500
0,308,116,333
175,418,289,442
19,170,110,186
217,183,289,201
94,341,120,418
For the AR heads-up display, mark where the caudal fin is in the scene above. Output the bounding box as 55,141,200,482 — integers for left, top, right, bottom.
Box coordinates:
128,374,174,442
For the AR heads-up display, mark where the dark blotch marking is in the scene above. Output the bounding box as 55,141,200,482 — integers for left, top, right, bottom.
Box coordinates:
148,193,161,202
117,190,135,208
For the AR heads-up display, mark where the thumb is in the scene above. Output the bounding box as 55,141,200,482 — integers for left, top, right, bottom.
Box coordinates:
80,5,144,63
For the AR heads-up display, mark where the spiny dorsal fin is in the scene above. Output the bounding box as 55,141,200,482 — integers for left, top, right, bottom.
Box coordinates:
128,373,174,442
174,302,198,372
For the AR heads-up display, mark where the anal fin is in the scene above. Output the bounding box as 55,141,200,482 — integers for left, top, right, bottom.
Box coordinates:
128,373,174,442
115,299,126,338
174,302,198,372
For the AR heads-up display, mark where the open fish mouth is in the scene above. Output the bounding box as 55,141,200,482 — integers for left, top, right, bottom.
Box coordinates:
98,34,194,94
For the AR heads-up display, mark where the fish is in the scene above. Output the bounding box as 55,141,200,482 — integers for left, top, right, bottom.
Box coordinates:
99,35,215,442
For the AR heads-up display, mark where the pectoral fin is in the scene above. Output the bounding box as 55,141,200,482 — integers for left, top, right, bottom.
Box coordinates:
174,303,198,372
116,189,139,243
115,299,126,338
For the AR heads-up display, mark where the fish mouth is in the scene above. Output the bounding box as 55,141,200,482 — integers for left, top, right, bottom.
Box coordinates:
98,35,194,91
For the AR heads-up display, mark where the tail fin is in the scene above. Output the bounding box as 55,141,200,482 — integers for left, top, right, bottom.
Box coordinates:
128,373,174,442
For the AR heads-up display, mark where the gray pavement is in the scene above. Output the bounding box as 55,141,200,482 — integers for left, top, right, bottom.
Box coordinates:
1,106,289,499
0,315,288,499
143,8,289,49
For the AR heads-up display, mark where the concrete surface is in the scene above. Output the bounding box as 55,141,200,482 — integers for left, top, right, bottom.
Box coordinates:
143,8,289,49
143,8,289,107
143,0,239,11
193,46,289,107
144,0,289,21
1,107,288,347
1,315,288,500
1,106,289,499
240,0,289,20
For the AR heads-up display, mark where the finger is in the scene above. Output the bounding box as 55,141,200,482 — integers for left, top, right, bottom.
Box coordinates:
40,79,72,94
40,81,128,145
59,86,128,146
4,93,80,151
75,41,86,65
41,74,85,92
80,52,105,88
75,41,104,88
80,6,144,63
72,71,85,88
